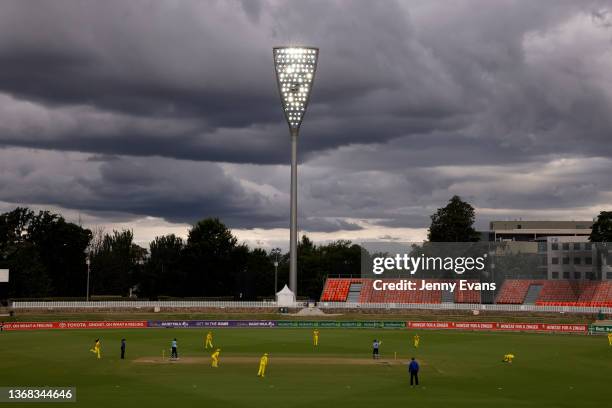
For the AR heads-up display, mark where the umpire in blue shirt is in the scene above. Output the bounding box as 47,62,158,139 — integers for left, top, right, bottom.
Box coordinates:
408,357,420,386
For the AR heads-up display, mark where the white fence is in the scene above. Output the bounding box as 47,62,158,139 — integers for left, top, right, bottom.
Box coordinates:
318,302,612,314
11,301,300,309
10,300,611,314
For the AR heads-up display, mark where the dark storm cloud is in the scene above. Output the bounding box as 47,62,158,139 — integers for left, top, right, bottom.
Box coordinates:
1,0,610,164
0,0,611,233
0,0,505,162
0,148,364,232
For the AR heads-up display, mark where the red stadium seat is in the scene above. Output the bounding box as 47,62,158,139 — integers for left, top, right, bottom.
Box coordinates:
322,278,612,306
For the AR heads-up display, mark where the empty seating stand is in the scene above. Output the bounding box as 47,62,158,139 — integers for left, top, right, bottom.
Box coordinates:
441,289,454,303
523,284,543,304
322,278,452,304
455,281,481,304
496,279,612,307
346,283,362,302
321,278,612,306
495,280,535,304
536,280,612,307
320,278,363,302
537,280,580,303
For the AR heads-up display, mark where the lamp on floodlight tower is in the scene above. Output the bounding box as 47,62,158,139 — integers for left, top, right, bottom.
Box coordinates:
273,46,319,296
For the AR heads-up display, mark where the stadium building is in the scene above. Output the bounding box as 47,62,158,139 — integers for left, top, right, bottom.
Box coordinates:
484,220,593,241
319,220,612,307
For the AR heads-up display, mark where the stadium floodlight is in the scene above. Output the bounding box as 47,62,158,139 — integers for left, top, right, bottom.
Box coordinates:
273,46,319,296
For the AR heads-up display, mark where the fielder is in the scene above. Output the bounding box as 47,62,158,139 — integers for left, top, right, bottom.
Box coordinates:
257,353,269,377
413,334,420,348
171,338,179,359
608,332,612,346
205,331,214,349
313,329,320,347
502,353,515,363
89,338,101,359
372,339,382,359
211,348,221,368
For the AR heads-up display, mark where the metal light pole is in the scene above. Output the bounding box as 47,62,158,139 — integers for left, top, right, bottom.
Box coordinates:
273,46,319,296
274,261,279,294
85,255,91,302
271,247,281,296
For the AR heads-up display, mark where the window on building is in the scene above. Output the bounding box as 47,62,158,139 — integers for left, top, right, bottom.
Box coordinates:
562,257,570,265
538,242,547,252
585,257,592,265
552,257,559,265
607,272,612,280
562,243,570,251
563,272,570,279
574,272,581,279
586,272,594,280
573,243,581,250
585,243,592,250
551,272,559,279
551,243,559,250
574,257,581,265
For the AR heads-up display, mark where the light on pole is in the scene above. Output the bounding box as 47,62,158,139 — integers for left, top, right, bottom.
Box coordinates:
273,46,319,296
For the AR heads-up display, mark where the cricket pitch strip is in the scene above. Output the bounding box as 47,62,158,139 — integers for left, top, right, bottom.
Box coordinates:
133,356,412,366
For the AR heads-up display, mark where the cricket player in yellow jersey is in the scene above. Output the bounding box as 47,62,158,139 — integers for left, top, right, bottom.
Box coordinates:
313,329,320,346
211,348,221,368
413,334,420,348
502,353,515,363
257,353,269,377
89,338,101,359
205,331,214,349
608,332,612,346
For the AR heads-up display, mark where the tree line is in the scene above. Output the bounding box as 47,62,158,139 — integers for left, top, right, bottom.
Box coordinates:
1,198,610,300
0,208,361,300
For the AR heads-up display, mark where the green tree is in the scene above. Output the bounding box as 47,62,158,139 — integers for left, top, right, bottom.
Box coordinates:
141,234,185,298
297,236,320,299
428,195,480,242
183,218,241,297
297,237,362,300
246,248,275,299
0,207,33,248
27,211,91,296
5,242,52,298
590,211,612,242
90,230,146,296
0,207,91,298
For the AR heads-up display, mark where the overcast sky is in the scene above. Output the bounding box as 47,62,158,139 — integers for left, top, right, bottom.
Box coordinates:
1,0,611,249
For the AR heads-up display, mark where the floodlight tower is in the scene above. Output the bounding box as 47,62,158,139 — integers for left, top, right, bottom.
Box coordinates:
273,46,319,296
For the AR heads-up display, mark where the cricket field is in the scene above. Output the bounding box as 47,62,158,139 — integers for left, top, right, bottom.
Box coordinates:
1,328,610,407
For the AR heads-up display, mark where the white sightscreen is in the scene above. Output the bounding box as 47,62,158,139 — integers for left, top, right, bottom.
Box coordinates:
0,269,8,283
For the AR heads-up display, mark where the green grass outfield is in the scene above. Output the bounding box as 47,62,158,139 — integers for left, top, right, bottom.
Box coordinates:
0,328,610,407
